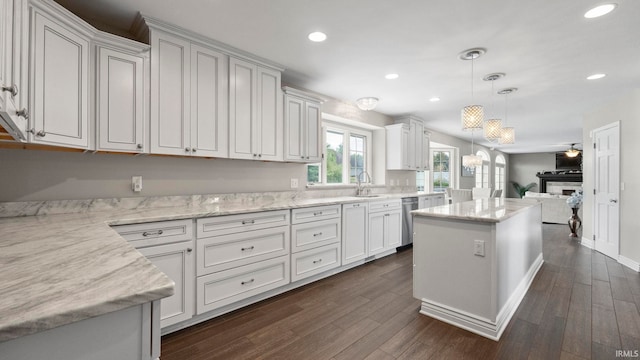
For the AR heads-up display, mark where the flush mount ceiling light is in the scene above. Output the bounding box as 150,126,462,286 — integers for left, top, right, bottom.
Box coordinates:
584,3,617,18
355,97,379,111
587,73,606,80
497,87,518,145
385,73,399,80
482,73,505,142
565,144,581,157
429,97,440,102
459,48,486,131
307,31,327,42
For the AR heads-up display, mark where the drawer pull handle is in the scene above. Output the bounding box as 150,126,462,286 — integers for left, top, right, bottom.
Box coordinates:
2,84,18,97
313,211,323,216
385,214,390,217
241,246,255,251
313,258,323,264
187,248,193,253
142,230,163,237
313,232,323,237
354,204,360,207
241,278,255,285
241,220,255,225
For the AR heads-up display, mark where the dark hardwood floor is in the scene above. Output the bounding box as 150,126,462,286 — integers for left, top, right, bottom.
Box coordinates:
161,224,640,359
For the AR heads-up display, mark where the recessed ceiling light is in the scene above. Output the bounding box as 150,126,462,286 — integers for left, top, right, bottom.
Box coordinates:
308,32,327,42
584,4,617,18
385,73,399,80
429,97,440,102
587,73,606,80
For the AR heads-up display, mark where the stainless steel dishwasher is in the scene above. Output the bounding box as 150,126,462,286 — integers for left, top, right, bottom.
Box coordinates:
401,197,418,247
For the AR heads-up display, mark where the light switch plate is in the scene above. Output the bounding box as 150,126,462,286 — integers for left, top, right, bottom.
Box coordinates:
290,178,299,189
474,240,485,257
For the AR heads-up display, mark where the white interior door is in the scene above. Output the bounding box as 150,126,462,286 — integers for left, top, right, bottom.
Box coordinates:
593,121,620,259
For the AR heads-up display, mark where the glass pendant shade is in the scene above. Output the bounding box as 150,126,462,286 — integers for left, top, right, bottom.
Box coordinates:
565,144,580,157
484,119,502,140
461,105,484,130
499,127,515,144
462,154,483,168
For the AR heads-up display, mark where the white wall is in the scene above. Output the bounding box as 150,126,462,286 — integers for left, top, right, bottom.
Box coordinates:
508,153,555,198
583,89,640,265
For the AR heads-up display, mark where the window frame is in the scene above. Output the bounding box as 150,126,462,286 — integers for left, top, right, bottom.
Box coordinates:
430,148,455,193
494,154,506,197
475,150,490,188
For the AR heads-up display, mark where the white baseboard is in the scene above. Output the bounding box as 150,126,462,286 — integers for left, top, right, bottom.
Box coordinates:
580,237,639,272
618,255,640,272
419,253,544,341
580,236,594,249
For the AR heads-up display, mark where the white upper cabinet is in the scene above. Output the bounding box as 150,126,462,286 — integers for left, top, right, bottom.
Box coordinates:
0,0,29,142
95,46,146,152
150,30,190,156
283,87,322,163
148,27,229,158
30,6,90,149
422,129,431,170
190,44,228,158
386,116,427,171
229,56,283,161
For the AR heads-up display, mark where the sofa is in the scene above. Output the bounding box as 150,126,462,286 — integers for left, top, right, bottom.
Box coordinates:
522,191,582,224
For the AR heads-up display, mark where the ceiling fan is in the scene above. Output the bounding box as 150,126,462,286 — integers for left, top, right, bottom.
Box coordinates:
564,143,581,158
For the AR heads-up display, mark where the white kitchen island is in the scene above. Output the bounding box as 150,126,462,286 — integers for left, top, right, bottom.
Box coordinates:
412,198,543,340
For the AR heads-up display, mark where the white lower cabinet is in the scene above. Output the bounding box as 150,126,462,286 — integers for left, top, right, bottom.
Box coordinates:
368,199,402,256
112,219,194,329
196,255,289,314
195,211,291,314
341,202,368,265
290,205,341,282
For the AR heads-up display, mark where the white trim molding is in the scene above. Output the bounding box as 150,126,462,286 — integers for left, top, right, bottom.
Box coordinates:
581,236,595,249
618,256,640,272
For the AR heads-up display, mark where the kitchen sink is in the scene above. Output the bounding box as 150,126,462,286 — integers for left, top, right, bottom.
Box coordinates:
355,194,380,198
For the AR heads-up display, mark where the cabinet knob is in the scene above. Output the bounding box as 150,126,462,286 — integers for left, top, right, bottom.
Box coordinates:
136,144,143,150
258,154,262,158
192,148,197,153
185,147,191,152
36,130,46,137
187,248,193,253
16,109,28,120
2,84,18,97
306,156,309,159
301,156,305,159
253,154,258,157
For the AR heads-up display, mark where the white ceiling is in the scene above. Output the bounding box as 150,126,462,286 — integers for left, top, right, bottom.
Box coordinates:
54,0,640,154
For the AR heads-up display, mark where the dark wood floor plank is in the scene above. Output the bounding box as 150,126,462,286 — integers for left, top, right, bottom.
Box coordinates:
592,304,621,348
378,315,433,357
529,314,566,360
305,318,381,360
562,307,591,359
613,299,640,340
591,341,619,360
560,351,588,360
362,349,395,360
591,262,609,282
570,282,592,312
610,275,635,302
545,285,572,318
332,291,398,330
257,323,345,360
591,279,614,309
605,257,627,278
495,318,538,360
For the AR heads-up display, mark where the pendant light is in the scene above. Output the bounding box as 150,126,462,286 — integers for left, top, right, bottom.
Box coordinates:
459,48,486,131
462,129,483,169
483,73,504,142
498,87,517,144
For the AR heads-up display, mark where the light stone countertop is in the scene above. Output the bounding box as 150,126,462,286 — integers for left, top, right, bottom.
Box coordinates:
412,198,541,223
0,191,441,343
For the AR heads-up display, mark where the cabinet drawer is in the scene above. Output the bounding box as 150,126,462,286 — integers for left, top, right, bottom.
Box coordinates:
291,243,341,282
369,199,402,213
113,219,193,248
291,205,341,224
291,218,340,253
197,225,290,276
196,255,290,314
197,210,289,238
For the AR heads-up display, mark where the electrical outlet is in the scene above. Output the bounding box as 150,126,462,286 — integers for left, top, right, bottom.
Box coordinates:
406,179,410,186
474,240,485,257
132,176,143,192
290,178,299,189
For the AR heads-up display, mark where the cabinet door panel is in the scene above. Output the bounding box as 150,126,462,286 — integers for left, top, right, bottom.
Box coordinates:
150,32,190,155
368,212,385,255
190,44,227,157
32,12,89,148
229,57,255,159
385,211,402,249
256,66,282,161
342,203,368,265
97,48,144,152
138,242,194,328
305,101,321,162
284,96,304,161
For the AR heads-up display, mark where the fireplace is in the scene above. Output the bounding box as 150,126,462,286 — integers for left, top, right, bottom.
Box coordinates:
536,172,583,193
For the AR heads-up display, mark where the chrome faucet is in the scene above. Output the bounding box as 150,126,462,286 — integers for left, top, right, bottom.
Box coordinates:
356,171,372,196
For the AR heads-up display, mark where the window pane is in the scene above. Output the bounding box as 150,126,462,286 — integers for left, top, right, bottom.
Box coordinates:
326,131,343,183
349,134,366,183
307,164,320,184
432,150,450,192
